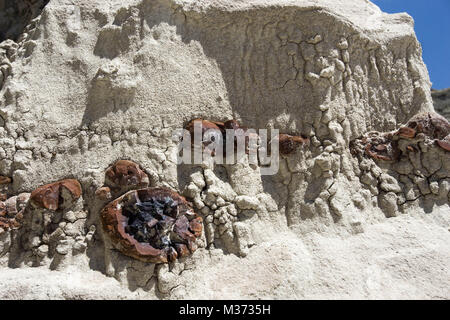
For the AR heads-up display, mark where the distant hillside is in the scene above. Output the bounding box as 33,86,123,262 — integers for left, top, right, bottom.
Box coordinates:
432,87,450,120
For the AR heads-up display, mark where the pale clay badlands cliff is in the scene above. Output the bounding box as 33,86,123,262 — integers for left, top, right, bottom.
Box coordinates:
0,0,449,299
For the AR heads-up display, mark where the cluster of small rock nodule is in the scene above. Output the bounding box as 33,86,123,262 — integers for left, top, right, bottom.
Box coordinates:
0,0,49,42
0,176,92,268
0,1,47,93
350,112,450,217
124,197,179,246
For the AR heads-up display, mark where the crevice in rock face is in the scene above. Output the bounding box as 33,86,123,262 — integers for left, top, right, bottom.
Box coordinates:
0,0,50,42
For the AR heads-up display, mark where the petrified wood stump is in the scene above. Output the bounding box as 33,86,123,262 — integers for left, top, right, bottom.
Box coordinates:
101,187,202,263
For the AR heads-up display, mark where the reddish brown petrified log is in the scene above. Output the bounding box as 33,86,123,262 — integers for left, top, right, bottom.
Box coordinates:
100,187,202,263
95,186,112,201
185,119,223,154
186,118,312,158
30,179,82,211
186,119,222,138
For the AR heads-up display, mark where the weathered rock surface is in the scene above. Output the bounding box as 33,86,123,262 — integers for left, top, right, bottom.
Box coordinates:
0,0,448,299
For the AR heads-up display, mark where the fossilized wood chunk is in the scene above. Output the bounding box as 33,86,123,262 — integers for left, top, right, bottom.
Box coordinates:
186,118,222,137
186,118,267,158
223,119,258,155
404,112,450,139
396,127,416,139
0,193,30,230
350,132,400,162
351,113,450,162
0,201,5,217
278,133,310,155
189,217,203,238
0,176,12,184
95,186,112,201
100,187,202,263
105,160,149,188
396,112,450,152
30,179,82,211
436,135,450,152
186,118,312,158
223,119,241,131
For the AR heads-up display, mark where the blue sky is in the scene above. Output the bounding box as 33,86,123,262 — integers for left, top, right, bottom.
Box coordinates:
373,0,450,89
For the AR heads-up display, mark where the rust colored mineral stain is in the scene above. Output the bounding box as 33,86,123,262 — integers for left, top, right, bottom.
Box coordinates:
105,160,149,188
101,187,203,263
0,176,11,184
30,179,82,211
278,134,310,155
